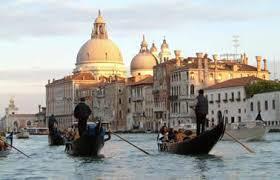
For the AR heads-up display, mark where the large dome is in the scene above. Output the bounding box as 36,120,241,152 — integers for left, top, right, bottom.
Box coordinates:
131,52,157,71
74,11,126,78
76,39,123,65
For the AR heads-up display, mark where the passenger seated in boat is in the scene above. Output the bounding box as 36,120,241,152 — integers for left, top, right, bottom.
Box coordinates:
168,128,176,142
158,126,169,142
0,139,7,151
175,129,187,142
183,130,195,140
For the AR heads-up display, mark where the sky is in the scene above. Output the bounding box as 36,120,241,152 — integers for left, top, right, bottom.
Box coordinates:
0,0,280,116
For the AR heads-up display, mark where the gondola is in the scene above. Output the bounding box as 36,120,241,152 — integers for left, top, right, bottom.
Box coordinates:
65,122,111,156
48,128,65,146
158,120,225,155
0,132,13,157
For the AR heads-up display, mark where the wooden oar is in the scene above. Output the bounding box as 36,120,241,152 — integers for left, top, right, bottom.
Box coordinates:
224,131,255,153
0,137,31,158
112,132,150,155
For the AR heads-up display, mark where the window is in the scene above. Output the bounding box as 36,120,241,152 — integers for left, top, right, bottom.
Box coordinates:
190,84,195,95
272,100,276,109
225,117,228,124
238,116,241,122
265,100,268,110
212,110,214,115
257,101,261,111
119,98,122,104
237,91,241,101
225,93,228,100
250,102,254,111
231,92,234,101
231,117,235,123
238,109,241,113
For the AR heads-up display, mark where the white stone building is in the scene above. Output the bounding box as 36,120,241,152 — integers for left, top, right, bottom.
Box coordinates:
205,77,280,130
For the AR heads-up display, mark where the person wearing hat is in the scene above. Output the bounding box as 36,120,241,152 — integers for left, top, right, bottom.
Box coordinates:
195,89,208,136
74,97,92,136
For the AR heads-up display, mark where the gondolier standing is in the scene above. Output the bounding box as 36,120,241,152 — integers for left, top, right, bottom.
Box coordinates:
48,114,58,135
74,97,92,136
195,89,208,136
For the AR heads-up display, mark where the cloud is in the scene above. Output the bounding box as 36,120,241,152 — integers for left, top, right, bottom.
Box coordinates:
0,0,279,40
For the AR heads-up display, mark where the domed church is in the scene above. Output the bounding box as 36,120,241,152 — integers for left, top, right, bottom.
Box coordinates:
130,35,158,76
74,10,127,78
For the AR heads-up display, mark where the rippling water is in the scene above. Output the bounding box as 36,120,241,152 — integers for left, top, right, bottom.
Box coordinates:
0,133,280,179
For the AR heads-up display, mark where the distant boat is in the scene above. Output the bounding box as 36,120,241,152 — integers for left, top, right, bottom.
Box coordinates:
65,122,111,157
222,120,268,141
158,121,225,155
0,133,13,157
27,127,48,135
16,129,30,139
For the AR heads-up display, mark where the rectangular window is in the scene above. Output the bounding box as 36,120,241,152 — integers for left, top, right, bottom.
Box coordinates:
258,101,261,111
238,109,241,113
272,100,276,109
231,117,235,123
265,100,268,110
238,116,241,122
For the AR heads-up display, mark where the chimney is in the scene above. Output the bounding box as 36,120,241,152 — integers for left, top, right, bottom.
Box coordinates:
174,50,181,66
204,54,208,69
196,52,203,69
213,54,218,70
256,56,262,71
48,79,50,84
263,58,267,71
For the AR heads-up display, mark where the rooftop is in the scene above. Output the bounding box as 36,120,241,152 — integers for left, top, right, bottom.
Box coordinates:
205,76,262,90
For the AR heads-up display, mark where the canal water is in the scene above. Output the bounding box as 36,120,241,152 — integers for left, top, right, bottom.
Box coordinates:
0,133,279,179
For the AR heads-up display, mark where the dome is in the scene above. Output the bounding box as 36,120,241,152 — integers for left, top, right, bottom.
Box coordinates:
76,38,123,65
74,10,127,78
131,52,157,71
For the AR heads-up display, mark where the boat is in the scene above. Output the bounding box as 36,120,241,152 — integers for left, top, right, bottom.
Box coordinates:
158,121,225,155
27,127,49,135
16,128,30,139
48,128,65,146
222,120,268,141
0,133,13,157
65,122,111,156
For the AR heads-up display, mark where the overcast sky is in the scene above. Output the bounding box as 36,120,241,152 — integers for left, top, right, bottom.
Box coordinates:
0,0,280,116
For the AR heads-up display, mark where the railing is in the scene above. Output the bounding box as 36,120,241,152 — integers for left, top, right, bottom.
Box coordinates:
131,96,144,102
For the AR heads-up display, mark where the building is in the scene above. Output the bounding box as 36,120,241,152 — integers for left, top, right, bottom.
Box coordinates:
46,11,127,129
45,10,271,132
1,98,46,132
128,75,154,131
168,53,270,128
92,77,128,131
204,77,280,130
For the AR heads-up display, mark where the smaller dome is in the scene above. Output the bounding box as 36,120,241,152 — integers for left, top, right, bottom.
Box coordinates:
131,52,157,71
161,38,169,49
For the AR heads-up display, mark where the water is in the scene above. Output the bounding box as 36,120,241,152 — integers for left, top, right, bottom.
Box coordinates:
0,133,280,179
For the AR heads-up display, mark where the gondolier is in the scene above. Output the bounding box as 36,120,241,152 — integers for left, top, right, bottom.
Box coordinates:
74,97,92,136
195,89,208,136
48,114,58,134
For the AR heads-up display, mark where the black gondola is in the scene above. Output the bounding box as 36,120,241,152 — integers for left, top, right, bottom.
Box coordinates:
65,122,111,156
48,128,65,146
158,121,225,155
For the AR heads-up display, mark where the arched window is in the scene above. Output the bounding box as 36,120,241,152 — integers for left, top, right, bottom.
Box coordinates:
190,84,195,95
250,102,254,111
257,101,261,111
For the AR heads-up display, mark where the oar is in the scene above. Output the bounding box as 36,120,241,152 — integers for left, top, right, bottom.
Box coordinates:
224,131,255,153
0,137,31,158
112,132,150,155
